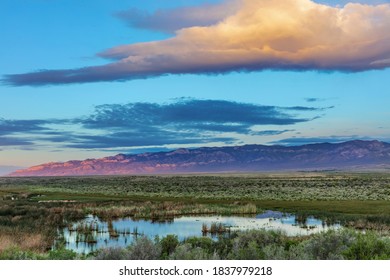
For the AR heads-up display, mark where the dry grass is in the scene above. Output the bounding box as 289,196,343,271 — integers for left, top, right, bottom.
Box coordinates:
0,233,44,252
86,201,258,220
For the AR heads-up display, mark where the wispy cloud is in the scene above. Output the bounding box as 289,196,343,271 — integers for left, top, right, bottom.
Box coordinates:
305,97,325,103
269,135,382,145
65,133,236,149
82,100,322,129
0,119,50,135
70,99,321,149
3,0,390,86
251,129,294,136
0,99,327,149
0,136,34,146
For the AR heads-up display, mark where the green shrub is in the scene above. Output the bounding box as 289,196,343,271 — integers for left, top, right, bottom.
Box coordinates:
127,236,161,260
169,244,219,260
234,229,283,248
48,248,78,260
262,244,289,260
212,235,234,259
343,231,390,260
297,230,355,260
94,247,130,260
230,240,264,259
160,235,179,258
184,236,214,253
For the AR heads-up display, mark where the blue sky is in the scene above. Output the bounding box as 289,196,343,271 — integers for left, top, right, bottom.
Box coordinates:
0,0,389,170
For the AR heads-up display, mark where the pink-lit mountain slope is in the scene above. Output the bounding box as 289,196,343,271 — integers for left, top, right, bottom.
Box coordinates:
9,140,390,176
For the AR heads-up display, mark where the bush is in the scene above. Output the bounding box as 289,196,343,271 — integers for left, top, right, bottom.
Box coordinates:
94,247,130,260
160,235,179,258
127,236,161,260
212,235,234,259
233,229,283,248
230,240,264,259
227,229,283,259
48,248,78,260
296,230,355,260
184,237,214,253
262,244,289,260
169,244,219,260
343,231,390,260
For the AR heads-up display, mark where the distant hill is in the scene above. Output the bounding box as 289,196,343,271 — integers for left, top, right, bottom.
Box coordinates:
9,140,390,176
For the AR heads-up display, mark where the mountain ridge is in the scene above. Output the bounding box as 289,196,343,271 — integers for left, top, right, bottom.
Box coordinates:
8,140,390,176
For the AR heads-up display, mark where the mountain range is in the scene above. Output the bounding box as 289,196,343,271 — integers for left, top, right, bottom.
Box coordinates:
8,140,390,176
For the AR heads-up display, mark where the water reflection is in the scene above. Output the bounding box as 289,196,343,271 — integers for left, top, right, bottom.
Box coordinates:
60,210,341,254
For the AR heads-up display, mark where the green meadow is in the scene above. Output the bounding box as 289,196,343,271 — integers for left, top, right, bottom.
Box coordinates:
1,172,390,259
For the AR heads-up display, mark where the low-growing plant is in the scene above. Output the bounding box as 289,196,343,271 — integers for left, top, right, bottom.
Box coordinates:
343,231,390,260
94,247,131,260
169,244,219,260
47,248,79,260
160,234,179,258
127,236,161,260
0,247,42,260
295,229,355,260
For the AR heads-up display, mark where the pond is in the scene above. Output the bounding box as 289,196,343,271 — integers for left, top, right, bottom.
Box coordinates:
60,211,341,254
59,210,341,254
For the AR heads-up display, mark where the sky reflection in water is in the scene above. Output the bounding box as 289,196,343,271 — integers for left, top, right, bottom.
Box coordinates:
62,210,341,254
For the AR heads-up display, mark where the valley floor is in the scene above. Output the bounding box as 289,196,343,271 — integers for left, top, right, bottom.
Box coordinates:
1,172,390,259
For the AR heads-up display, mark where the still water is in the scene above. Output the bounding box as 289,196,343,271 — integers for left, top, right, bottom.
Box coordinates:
60,210,341,254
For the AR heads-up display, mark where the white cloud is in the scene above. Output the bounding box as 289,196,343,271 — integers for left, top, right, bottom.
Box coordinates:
5,0,390,85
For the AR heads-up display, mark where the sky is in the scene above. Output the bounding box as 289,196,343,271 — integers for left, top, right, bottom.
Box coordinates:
0,0,389,172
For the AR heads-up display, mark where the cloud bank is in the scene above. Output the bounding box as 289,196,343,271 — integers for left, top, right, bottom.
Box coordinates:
0,99,325,149
3,0,390,86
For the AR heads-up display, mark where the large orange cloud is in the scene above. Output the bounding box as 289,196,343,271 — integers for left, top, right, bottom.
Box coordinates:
4,0,390,86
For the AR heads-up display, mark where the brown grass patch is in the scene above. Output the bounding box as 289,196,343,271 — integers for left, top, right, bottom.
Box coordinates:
0,233,45,252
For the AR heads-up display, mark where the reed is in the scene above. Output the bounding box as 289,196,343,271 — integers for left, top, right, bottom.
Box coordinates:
201,222,231,235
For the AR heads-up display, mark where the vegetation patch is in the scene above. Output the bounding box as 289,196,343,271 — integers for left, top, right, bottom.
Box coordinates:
1,173,390,259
